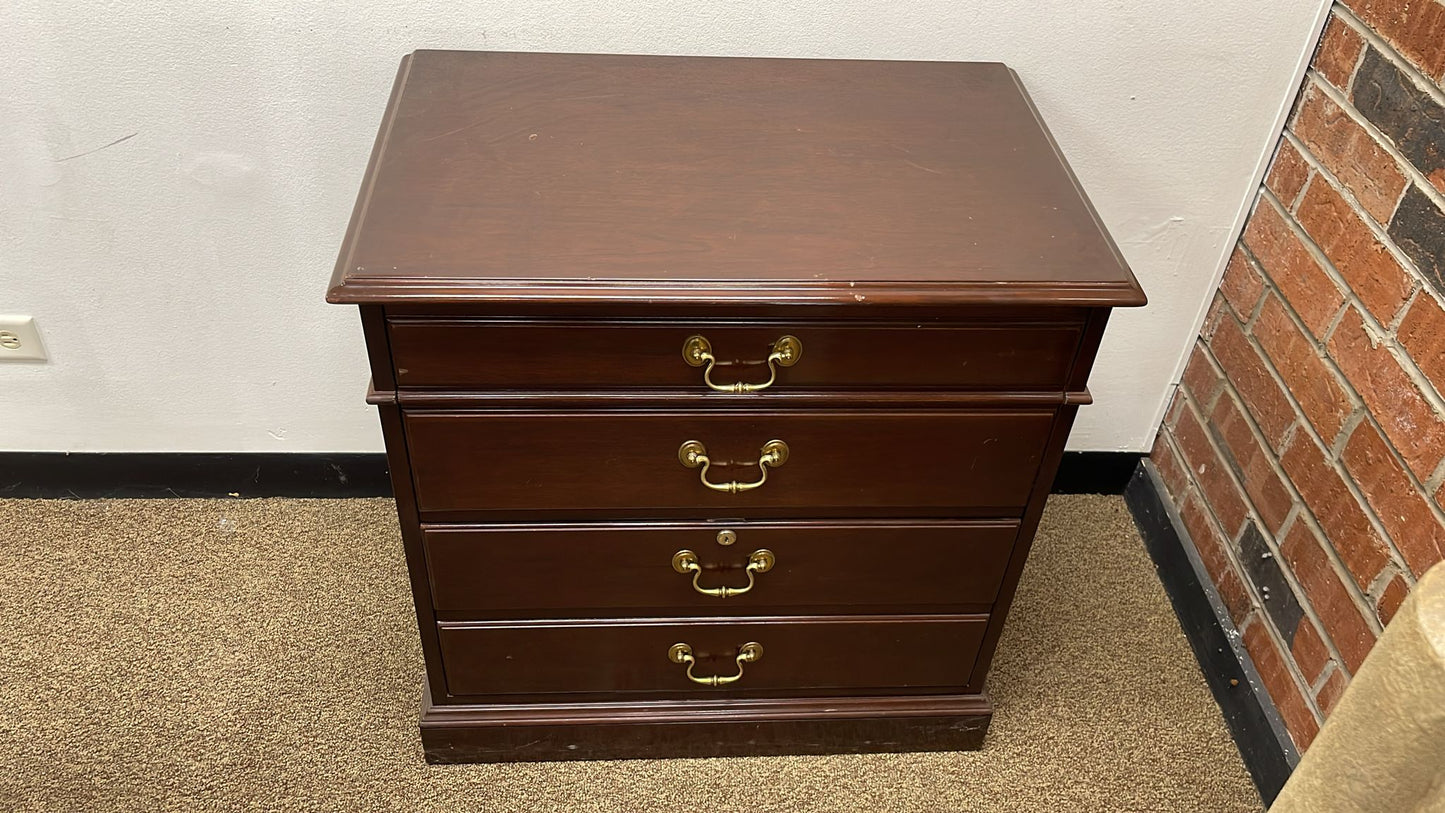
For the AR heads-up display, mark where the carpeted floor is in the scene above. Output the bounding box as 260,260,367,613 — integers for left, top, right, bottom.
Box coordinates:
0,495,1260,812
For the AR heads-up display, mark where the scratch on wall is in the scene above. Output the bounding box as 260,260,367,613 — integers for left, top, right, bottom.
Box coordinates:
54,132,138,162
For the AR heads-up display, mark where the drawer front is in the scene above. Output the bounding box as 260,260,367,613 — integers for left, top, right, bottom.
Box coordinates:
438,615,988,697
405,409,1054,517
387,320,1082,391
424,520,1018,615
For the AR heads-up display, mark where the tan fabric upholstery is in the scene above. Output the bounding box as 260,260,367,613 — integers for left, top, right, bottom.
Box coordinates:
1271,563,1445,812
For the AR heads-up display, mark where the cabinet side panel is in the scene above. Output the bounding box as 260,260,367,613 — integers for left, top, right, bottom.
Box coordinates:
966,305,1110,692
376,400,448,702
359,304,396,391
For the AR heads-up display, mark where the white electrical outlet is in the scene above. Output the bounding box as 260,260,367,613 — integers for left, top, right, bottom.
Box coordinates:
0,315,47,361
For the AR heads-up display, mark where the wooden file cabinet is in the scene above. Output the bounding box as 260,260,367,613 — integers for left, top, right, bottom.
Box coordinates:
328,50,1145,762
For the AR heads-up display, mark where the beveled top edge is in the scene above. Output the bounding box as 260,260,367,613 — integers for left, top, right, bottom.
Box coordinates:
328,50,1147,310
327,277,1147,308
1002,66,1145,309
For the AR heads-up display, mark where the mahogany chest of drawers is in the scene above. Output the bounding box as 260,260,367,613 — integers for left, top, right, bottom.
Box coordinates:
328,50,1144,763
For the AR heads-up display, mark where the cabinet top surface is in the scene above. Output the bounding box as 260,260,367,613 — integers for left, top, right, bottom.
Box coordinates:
329,50,1144,307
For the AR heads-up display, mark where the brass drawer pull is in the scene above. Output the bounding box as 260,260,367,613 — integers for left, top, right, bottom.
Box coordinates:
672,548,775,597
667,641,763,686
678,439,788,493
683,334,801,392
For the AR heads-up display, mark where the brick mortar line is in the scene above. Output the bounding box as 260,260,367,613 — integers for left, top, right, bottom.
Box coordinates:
1367,564,1402,599
1283,508,1306,554
1276,504,1303,548
1258,184,1432,472
1263,185,1445,490
1306,69,1445,221
1162,399,1327,723
1187,333,1385,635
1204,283,1410,605
1170,390,1334,718
1312,660,1338,696
1140,0,1333,454
1286,159,1316,215
1340,8,1369,97
1386,168,1413,226
1321,299,1354,348
1195,338,1231,414
1281,115,1429,289
1330,408,1368,459
1255,187,1376,338
1426,447,1445,494
1279,422,1305,472
1259,186,1445,442
1332,2,1445,110
1236,242,1275,317
1226,205,1435,591
1284,502,1378,668
1387,284,1422,334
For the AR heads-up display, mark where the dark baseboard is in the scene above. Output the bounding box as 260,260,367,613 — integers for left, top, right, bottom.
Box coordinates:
1051,451,1142,494
1124,460,1297,805
0,452,393,498
0,450,1137,499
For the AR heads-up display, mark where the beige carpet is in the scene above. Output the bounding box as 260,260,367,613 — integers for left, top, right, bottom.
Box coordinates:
0,495,1260,812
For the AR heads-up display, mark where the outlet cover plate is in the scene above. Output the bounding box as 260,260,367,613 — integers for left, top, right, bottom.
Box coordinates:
0,315,48,362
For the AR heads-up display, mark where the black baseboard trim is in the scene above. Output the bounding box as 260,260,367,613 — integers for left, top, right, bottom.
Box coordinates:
0,450,1138,499
0,453,393,499
1124,460,1297,805
1052,451,1142,494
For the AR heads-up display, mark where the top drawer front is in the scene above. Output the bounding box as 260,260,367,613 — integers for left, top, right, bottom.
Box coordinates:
387,320,1082,391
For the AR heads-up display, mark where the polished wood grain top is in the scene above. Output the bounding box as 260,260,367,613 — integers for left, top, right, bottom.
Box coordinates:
328,50,1144,307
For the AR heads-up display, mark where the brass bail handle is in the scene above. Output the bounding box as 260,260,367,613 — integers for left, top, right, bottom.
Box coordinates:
677,439,788,493
683,334,802,392
668,641,764,686
672,547,776,598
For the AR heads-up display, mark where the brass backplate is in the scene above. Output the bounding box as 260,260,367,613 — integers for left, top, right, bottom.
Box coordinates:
772,335,802,365
760,439,789,466
678,439,707,467
681,335,712,367
671,549,698,574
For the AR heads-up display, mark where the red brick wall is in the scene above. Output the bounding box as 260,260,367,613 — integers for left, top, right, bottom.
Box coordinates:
1150,2,1445,752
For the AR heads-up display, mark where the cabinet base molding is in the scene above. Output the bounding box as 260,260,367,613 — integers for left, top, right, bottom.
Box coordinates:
419,685,993,763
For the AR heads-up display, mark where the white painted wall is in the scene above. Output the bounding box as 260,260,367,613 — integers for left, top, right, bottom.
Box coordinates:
1,0,1328,453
